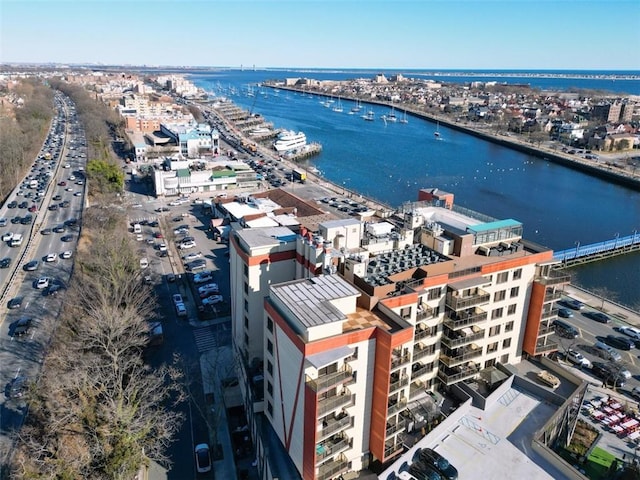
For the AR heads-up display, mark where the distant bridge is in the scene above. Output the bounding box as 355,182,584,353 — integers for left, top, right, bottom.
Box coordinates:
554,232,640,267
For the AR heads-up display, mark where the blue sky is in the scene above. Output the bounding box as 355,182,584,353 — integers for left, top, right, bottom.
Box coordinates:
2,0,639,70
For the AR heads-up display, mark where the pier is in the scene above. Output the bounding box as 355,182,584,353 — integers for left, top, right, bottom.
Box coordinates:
554,232,640,267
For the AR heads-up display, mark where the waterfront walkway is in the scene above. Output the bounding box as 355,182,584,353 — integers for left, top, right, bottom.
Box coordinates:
554,232,640,266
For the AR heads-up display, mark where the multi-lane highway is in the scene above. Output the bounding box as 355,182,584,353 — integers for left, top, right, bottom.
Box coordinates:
0,92,87,466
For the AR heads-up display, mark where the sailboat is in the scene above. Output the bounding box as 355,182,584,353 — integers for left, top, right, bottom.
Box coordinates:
399,109,409,124
350,99,362,114
434,121,441,139
362,108,375,121
387,106,397,122
332,96,344,113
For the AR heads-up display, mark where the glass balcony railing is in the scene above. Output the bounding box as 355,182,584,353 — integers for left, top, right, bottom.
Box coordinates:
306,365,354,392
317,390,354,416
543,291,562,303
391,353,411,370
537,271,571,286
445,291,490,310
389,375,409,393
441,328,485,348
318,414,353,441
317,454,349,480
443,308,488,330
384,441,404,459
412,344,436,361
437,362,480,385
416,304,434,320
387,397,407,416
541,308,559,320
386,419,408,438
316,435,351,465
439,346,483,368
414,327,431,341
535,342,558,354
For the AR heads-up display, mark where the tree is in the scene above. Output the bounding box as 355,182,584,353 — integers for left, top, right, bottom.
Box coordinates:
591,286,618,311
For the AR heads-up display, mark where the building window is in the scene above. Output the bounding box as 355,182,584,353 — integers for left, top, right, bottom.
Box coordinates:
510,286,519,298
502,338,512,349
491,308,504,320
513,268,522,280
267,317,273,333
489,325,501,337
496,272,509,284
485,358,497,368
267,360,273,376
244,299,249,312
244,264,249,277
505,321,514,332
507,304,517,315
267,381,273,397
244,282,249,294
267,401,273,417
494,290,506,302
267,339,273,355
244,316,249,330
427,287,441,301
400,307,411,319
487,342,498,353
500,354,509,364
244,333,249,346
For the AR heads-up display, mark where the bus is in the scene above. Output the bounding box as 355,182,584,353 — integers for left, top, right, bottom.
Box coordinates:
292,169,307,183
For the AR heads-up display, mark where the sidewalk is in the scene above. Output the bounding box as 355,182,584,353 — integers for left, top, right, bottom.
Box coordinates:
563,283,640,327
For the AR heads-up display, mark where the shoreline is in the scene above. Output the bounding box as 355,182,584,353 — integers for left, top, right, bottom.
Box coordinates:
270,84,640,192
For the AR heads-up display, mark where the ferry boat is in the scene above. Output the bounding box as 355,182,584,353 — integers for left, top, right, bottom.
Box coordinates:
273,130,307,152
249,127,271,136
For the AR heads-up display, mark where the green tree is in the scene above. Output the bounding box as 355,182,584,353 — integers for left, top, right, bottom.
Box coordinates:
87,159,125,193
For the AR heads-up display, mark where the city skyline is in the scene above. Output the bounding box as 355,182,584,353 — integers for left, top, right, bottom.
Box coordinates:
2,0,640,71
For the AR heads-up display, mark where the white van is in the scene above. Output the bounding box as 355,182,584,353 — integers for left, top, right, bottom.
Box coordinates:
133,223,142,234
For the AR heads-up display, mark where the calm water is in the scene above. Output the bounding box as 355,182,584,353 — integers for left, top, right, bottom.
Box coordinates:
189,70,640,308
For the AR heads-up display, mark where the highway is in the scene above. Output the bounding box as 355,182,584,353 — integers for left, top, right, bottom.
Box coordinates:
0,92,86,468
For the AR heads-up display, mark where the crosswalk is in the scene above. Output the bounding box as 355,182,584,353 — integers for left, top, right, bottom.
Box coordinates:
193,326,217,352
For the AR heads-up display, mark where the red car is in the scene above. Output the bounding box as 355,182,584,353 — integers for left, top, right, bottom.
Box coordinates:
58,181,66,186
154,232,164,239
28,205,37,212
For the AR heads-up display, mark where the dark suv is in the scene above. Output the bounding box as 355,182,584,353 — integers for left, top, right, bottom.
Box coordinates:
417,448,458,480
603,335,634,351
591,362,625,388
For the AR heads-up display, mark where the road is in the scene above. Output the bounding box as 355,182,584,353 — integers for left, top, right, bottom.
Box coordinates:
0,92,86,469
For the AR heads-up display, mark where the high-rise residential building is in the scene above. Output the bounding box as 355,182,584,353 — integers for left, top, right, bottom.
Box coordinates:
228,188,568,480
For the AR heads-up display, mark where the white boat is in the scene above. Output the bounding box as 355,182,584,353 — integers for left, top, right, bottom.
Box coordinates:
387,106,397,122
332,97,344,113
249,127,271,136
399,110,409,124
273,130,307,152
350,99,362,114
434,121,441,139
362,109,375,121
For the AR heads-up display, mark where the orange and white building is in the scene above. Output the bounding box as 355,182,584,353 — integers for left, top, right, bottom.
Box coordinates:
228,188,568,480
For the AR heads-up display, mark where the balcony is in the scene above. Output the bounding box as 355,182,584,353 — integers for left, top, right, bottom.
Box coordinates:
537,270,571,286
445,290,490,311
535,341,559,354
414,326,431,341
318,414,353,441
538,323,555,336
437,362,481,385
441,327,485,348
316,434,351,465
306,365,354,392
413,343,436,361
411,362,434,379
439,345,483,368
541,308,559,320
318,389,354,416
386,418,408,438
391,352,411,371
543,291,562,303
443,307,488,330
416,304,434,320
317,453,349,480
389,375,409,393
384,441,404,460
387,397,407,416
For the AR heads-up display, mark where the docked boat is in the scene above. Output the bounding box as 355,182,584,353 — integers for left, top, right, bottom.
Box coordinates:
249,127,272,136
387,106,397,122
434,121,442,139
350,99,362,114
399,110,409,124
273,130,307,152
332,97,344,113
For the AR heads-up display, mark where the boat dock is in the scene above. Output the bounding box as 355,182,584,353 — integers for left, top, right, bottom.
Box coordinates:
280,143,323,162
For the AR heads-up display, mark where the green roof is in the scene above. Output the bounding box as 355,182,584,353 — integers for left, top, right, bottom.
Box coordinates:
176,169,191,178
210,169,236,178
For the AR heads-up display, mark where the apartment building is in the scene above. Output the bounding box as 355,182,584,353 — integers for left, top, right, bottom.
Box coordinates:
229,187,567,480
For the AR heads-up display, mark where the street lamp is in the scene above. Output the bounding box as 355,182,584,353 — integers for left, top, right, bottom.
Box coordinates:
574,241,580,259
614,233,619,249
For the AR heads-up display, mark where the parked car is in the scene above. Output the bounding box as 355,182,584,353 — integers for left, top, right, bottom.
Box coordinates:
585,311,611,324
193,271,214,284
13,317,33,337
202,294,224,306
618,326,640,341
179,240,196,250
9,376,28,399
631,386,640,401
593,341,622,362
557,308,574,319
603,335,634,351
182,251,202,262
172,294,183,306
591,362,626,388
60,250,73,259
553,319,578,339
561,298,585,310
417,448,458,480
35,277,50,289
24,260,39,271
0,257,11,269
186,259,207,272
194,443,211,473
565,349,592,368
408,461,443,480
175,302,187,317
7,297,23,309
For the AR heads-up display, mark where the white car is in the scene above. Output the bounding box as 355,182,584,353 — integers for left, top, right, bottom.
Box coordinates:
74,192,82,197
174,227,190,236
63,163,70,168
175,302,187,317
35,277,50,289
60,250,73,259
565,349,591,368
182,252,202,262
179,240,196,250
158,243,167,252
618,326,640,341
202,294,224,306
45,253,58,263
168,200,181,206
197,283,219,294
193,271,214,284
172,293,183,305
2,232,14,242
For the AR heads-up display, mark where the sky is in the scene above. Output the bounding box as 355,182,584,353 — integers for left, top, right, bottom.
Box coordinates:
2,0,639,71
